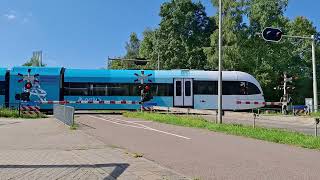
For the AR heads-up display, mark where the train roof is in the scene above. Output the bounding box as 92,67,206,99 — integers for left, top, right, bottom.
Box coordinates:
64,69,260,85
10,67,62,76
0,68,7,81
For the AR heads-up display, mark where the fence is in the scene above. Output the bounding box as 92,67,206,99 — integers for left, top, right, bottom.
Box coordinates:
53,104,75,126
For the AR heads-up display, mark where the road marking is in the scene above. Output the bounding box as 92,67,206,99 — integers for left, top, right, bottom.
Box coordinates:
89,115,191,140
89,115,145,129
126,121,153,123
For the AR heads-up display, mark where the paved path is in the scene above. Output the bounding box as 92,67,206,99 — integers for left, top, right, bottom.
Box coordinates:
203,112,316,135
77,114,320,180
0,118,189,180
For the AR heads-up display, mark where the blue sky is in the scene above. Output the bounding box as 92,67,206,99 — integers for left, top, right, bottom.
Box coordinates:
0,0,319,69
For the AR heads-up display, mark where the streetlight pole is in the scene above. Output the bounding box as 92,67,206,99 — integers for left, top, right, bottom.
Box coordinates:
311,35,318,112
218,0,223,123
157,41,160,70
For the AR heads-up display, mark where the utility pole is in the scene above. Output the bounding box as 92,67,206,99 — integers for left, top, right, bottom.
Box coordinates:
140,71,144,111
157,38,160,70
32,51,43,67
217,0,223,123
311,35,318,112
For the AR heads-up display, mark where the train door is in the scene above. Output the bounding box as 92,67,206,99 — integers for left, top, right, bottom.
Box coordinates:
174,78,193,107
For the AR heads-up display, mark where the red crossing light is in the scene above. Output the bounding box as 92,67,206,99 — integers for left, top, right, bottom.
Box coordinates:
144,85,150,92
25,82,32,90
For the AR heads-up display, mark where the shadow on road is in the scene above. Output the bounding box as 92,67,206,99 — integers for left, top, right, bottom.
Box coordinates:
0,163,129,179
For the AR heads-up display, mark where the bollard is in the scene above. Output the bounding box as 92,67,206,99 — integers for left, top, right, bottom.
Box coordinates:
315,118,320,137
215,110,218,124
253,113,258,128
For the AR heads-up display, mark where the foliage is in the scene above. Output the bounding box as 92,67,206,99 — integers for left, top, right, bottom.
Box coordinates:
124,112,320,150
0,108,47,119
109,32,142,69
139,0,214,70
23,57,46,67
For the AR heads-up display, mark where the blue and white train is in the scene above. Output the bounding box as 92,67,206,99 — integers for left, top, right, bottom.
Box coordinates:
0,67,265,110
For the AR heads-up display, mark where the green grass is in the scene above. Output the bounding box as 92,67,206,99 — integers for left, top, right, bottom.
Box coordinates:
0,108,47,119
311,112,320,118
69,123,79,130
123,112,320,150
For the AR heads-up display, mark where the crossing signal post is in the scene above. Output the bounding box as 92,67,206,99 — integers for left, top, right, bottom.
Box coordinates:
138,84,153,104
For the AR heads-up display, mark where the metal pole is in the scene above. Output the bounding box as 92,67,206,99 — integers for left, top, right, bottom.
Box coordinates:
312,35,318,112
217,0,223,124
140,71,144,112
39,51,43,67
18,99,21,117
157,33,160,70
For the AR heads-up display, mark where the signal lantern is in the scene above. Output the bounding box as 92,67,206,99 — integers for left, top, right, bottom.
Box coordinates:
25,82,32,90
262,27,283,42
144,85,150,92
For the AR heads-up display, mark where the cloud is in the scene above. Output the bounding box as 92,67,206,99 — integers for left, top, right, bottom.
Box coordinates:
4,13,16,20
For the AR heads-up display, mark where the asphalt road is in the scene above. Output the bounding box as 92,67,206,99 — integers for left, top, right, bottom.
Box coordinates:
76,114,320,180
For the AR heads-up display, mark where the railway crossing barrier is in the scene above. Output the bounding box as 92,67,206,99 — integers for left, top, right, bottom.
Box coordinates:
39,100,139,105
53,104,75,126
236,101,282,106
20,105,41,116
152,106,217,115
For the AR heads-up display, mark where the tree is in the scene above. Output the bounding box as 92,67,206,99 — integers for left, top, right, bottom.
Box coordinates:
139,28,157,69
205,0,247,70
109,32,141,69
23,56,45,67
155,0,214,69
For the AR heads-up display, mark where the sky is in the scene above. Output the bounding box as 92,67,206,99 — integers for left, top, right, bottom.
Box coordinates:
0,0,319,69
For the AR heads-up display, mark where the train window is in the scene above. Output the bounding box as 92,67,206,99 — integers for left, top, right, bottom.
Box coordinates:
222,81,244,95
92,84,107,96
156,84,173,96
107,84,130,96
0,81,5,95
248,82,261,95
176,81,182,96
185,81,191,96
64,83,90,96
193,81,217,95
64,82,174,97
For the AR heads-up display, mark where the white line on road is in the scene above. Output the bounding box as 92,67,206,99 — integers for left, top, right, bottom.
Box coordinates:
89,115,191,140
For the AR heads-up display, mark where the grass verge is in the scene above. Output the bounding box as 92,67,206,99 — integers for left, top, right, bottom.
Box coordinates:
70,123,79,130
0,108,47,119
123,112,320,150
